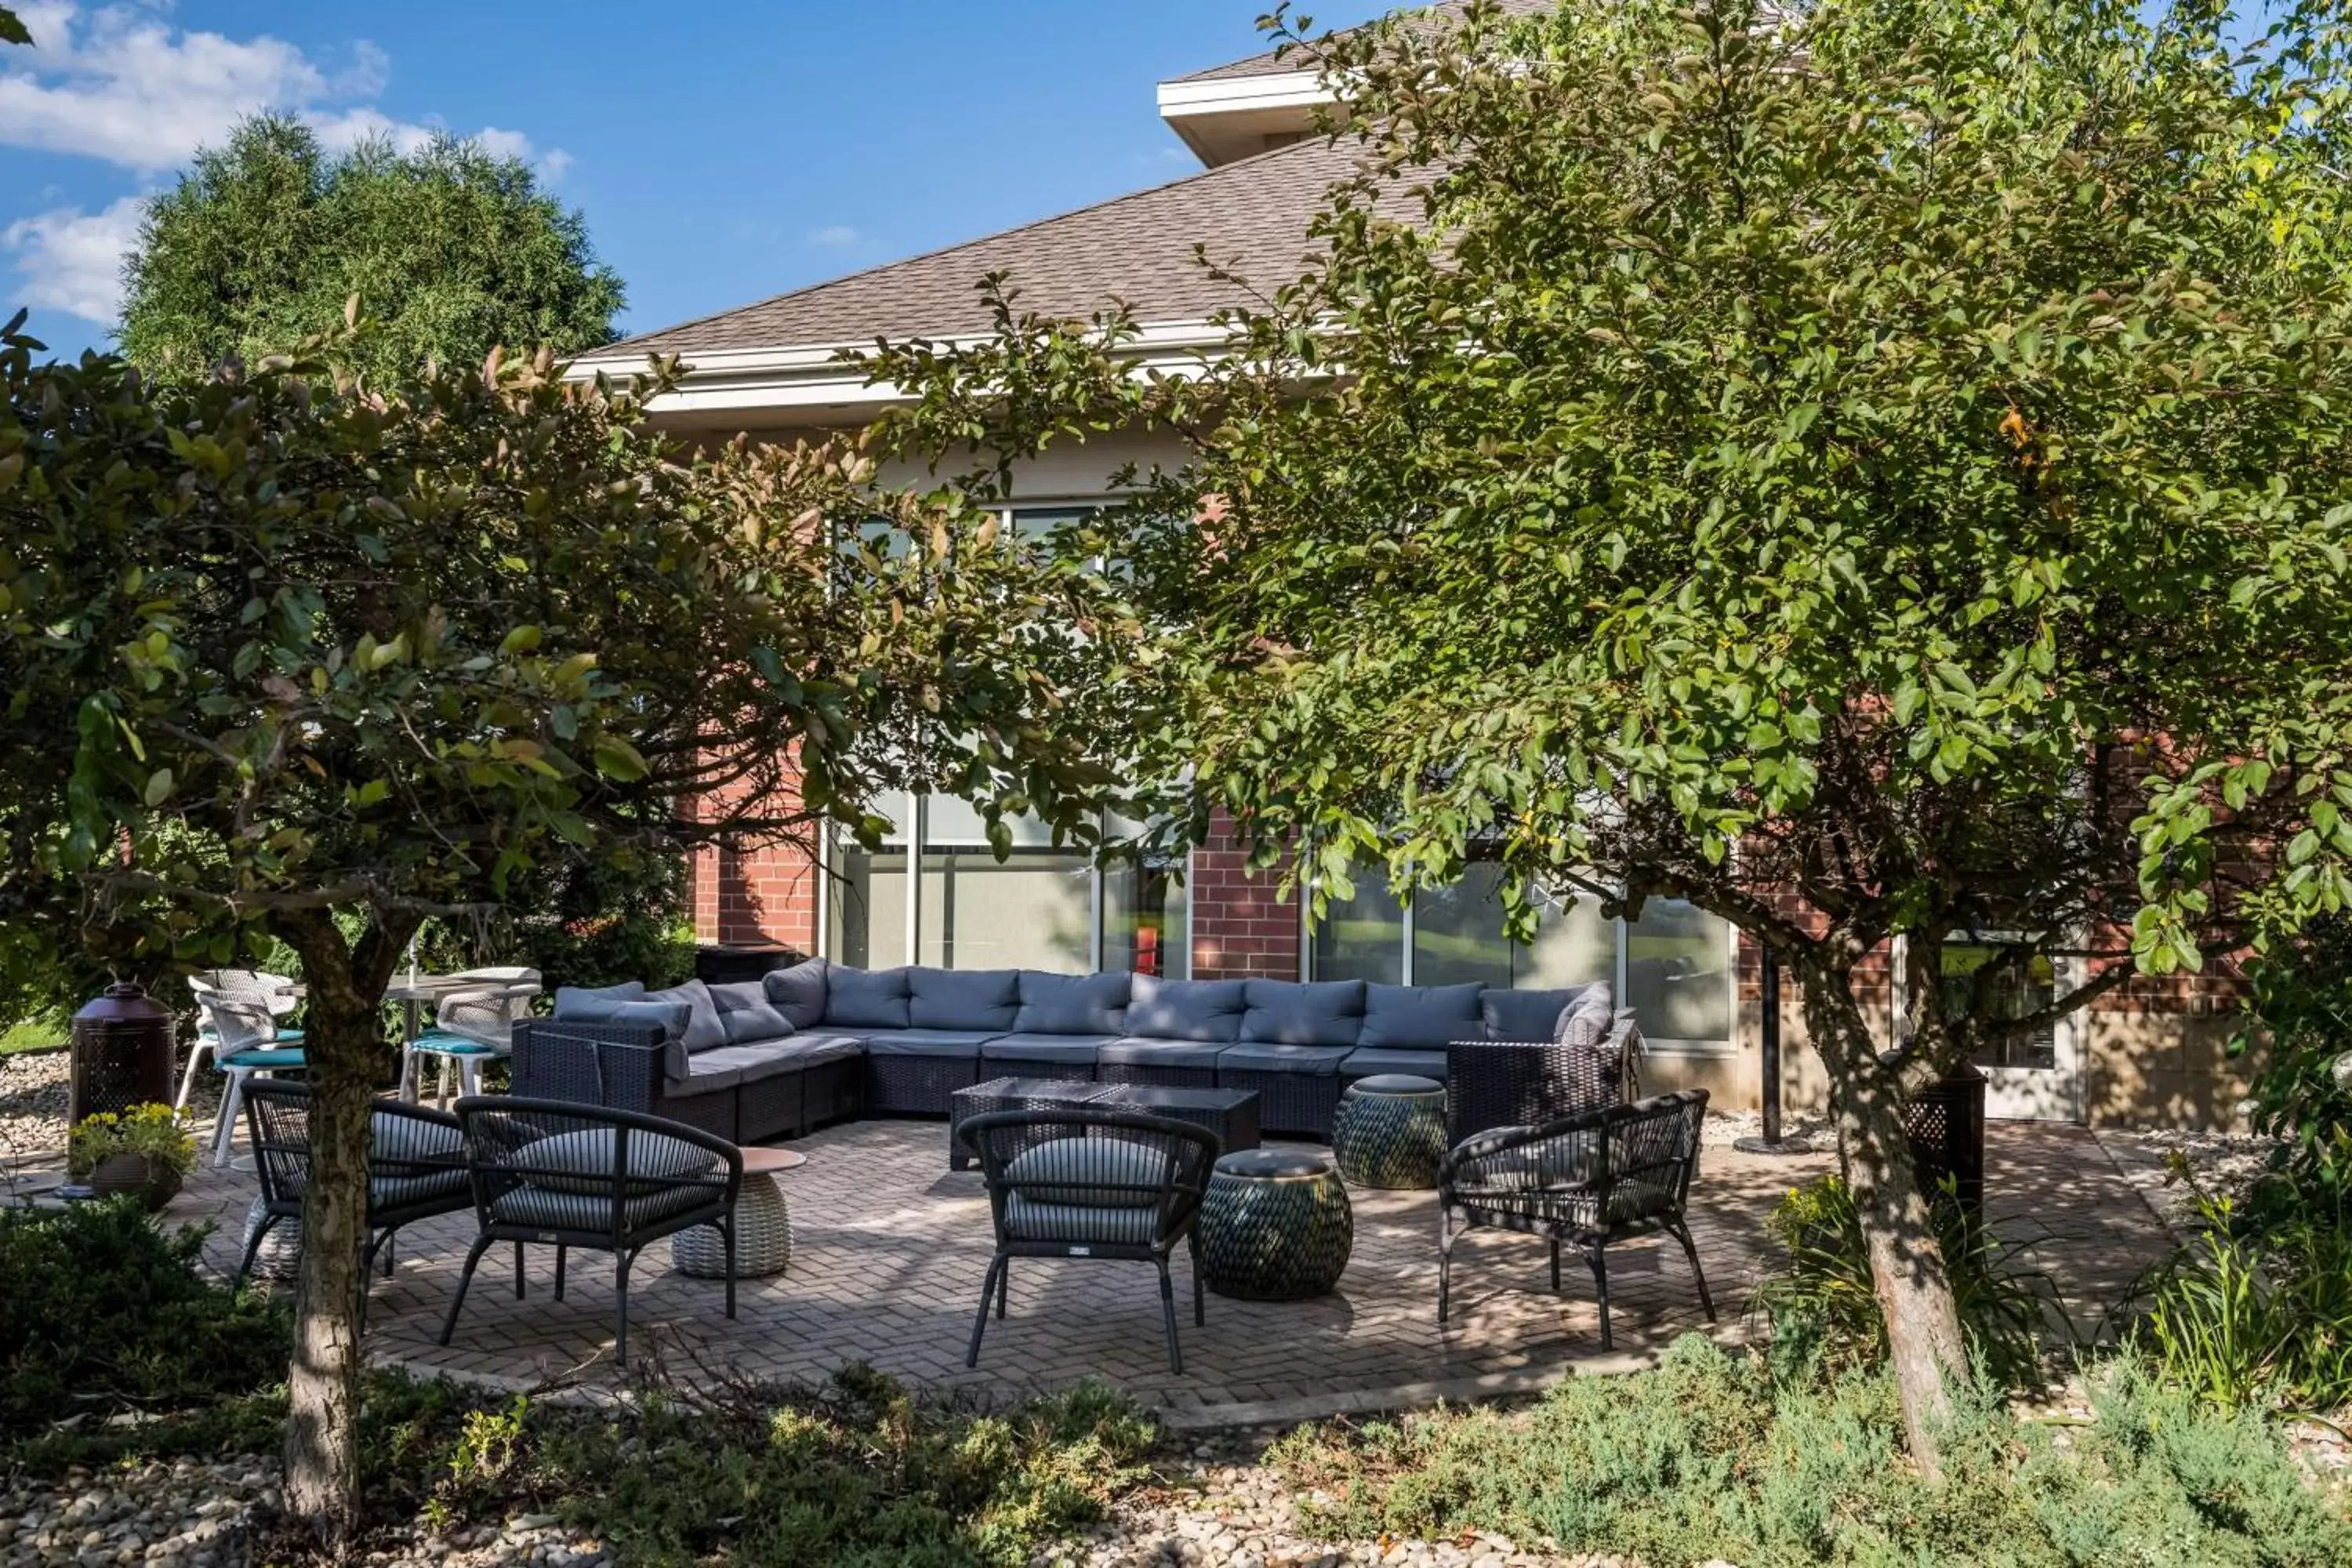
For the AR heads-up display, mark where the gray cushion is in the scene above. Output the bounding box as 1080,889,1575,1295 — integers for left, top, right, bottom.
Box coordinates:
1482,983,1608,1042
1359,981,1483,1050
552,980,645,1013
710,980,793,1046
981,1032,1116,1065
1099,1037,1226,1070
1124,977,1247,1043
1000,1195,1162,1246
370,1110,463,1166
1342,1047,1450,1079
510,1127,719,1196
910,967,1021,1031
1555,986,1616,1047
492,1182,713,1233
825,965,913,1029
687,1041,807,1087
1004,1137,1171,1207
761,958,830,1030
1014,971,1131,1034
371,1168,469,1210
1241,979,1367,1047
548,993,695,1079
1219,1042,1352,1076
645,978,728,1054
769,1032,866,1067
852,1029,996,1058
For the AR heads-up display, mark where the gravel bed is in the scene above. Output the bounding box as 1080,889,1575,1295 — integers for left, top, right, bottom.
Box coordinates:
2094,1124,2283,1230
0,1047,72,1168
1031,1430,1622,1568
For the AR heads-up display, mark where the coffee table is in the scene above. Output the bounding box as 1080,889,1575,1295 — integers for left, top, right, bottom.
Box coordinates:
949,1077,1261,1171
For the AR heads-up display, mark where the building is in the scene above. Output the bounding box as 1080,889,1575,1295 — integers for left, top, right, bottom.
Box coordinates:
568,3,2246,1130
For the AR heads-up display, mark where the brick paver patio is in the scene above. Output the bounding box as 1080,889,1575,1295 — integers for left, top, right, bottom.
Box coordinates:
127,1114,2176,1426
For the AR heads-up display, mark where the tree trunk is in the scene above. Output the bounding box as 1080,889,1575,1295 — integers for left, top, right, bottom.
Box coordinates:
273,912,412,1548
1792,960,1970,1479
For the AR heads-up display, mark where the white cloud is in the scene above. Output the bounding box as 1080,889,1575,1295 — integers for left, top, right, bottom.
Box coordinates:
809,224,863,248
2,191,144,322
0,5,576,325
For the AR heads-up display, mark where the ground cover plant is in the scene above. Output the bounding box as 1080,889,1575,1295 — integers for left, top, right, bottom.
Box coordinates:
1268,1334,2352,1567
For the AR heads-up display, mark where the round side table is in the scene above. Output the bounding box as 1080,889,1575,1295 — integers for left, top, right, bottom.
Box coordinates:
1197,1149,1352,1301
1333,1073,1449,1189
673,1145,802,1279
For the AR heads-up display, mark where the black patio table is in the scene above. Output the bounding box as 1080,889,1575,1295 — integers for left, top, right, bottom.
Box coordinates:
949,1076,1261,1171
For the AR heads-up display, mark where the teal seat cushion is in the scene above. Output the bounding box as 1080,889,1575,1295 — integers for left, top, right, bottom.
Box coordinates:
220,1047,307,1069
411,1030,501,1057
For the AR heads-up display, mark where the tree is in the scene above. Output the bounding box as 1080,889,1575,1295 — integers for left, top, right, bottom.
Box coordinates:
118,116,624,383
0,313,1125,1540
868,0,2352,1472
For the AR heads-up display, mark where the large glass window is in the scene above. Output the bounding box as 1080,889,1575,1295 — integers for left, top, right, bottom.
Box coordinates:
1314,862,1736,1049
828,792,1188,978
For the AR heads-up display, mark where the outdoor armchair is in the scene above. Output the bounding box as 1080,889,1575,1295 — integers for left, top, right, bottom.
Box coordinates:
236,1080,473,1332
1444,1014,1642,1146
437,1097,742,1363
957,1107,1221,1374
1437,1088,1713,1348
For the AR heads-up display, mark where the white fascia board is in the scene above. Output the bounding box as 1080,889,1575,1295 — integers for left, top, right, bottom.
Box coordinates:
1156,70,1334,119
564,320,1235,418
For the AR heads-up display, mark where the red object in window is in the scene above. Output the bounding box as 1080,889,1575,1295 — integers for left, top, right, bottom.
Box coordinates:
1136,925,1160,977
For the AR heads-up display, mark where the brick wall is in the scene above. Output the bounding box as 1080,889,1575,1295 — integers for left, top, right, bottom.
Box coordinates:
684,765,820,953
1187,815,1302,981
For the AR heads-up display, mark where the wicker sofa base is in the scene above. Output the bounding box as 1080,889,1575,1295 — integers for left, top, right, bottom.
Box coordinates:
1213,1068,1344,1139
1098,1062,1221,1091
865,1054,983,1116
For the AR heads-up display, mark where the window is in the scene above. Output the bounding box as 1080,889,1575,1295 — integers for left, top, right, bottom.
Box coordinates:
826,792,1189,978
1311,862,1737,1050
1938,938,2060,1071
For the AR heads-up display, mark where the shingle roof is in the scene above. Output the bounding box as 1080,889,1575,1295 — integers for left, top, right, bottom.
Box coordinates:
1170,0,1551,84
602,136,1417,358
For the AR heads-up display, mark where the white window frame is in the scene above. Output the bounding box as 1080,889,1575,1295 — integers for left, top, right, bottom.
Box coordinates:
1889,931,2087,1123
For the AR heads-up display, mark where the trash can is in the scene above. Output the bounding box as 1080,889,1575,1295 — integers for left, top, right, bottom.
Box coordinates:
1905,1065,1987,1221
70,982,176,1125
693,943,806,987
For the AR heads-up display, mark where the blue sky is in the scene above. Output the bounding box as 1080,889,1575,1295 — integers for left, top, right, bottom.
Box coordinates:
0,2,1395,358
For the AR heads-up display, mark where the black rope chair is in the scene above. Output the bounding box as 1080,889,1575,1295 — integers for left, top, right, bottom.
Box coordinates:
438,1097,742,1363
957,1108,1221,1374
236,1080,473,1331
1437,1088,1713,1348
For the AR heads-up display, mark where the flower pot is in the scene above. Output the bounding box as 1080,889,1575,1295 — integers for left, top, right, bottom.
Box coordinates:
86,1152,182,1212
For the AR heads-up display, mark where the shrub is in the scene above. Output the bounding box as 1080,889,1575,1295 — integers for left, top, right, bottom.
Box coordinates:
356,1363,1154,1567
1751,1172,2059,1387
2234,913,2352,1232
1268,1335,2352,1566
2135,1187,2352,1416
0,1200,287,1439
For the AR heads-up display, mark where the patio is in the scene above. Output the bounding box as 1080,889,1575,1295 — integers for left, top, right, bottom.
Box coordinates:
156,1114,2176,1426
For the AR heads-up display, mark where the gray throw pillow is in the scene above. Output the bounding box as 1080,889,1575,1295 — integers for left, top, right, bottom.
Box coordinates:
370,1111,462,1166
644,978,728,1054
709,979,793,1046
910,967,1021,1030
1124,977,1248,1043
1240,979,1367,1047
1554,986,1616,1047
1014,971,1131,1035
760,958,830,1029
825,965,913,1029
1358,981,1484,1049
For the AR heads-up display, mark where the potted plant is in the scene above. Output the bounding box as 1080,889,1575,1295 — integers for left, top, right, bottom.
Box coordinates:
67,1103,198,1210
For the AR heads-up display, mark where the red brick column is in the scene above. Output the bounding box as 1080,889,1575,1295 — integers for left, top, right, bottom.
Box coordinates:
1188,815,1302,981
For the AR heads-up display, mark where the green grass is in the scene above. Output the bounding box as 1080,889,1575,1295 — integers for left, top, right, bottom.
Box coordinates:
1,1011,67,1053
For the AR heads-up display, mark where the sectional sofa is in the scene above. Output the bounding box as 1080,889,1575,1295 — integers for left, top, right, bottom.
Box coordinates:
510,961,1638,1145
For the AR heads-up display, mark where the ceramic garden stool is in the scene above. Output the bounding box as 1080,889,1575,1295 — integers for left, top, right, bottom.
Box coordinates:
1333,1073,1450,1189
673,1146,803,1279
1197,1148,1353,1301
